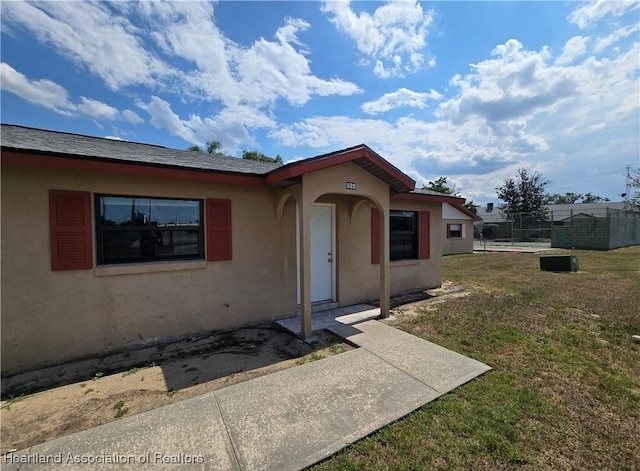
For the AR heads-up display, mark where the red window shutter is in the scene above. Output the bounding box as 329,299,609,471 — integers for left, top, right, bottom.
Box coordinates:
49,190,93,271
371,207,380,264
419,211,431,259
206,199,232,261
446,223,451,239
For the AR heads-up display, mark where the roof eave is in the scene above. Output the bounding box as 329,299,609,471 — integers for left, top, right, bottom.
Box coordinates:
1,149,267,186
265,144,415,193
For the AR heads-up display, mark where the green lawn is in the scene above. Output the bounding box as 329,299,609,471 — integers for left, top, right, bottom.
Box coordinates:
312,247,640,470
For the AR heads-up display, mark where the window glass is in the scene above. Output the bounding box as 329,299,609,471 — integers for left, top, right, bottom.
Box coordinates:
450,223,463,238
96,195,203,264
390,210,418,261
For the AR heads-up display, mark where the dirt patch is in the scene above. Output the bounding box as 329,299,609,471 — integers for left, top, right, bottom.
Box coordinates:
385,281,472,323
0,326,352,454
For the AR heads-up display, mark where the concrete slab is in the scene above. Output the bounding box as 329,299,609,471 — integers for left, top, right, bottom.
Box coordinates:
276,304,379,334
2,393,239,471
327,320,491,394
3,305,490,471
215,348,439,471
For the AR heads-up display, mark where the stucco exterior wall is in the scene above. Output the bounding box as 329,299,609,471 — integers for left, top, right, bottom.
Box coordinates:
298,163,390,309
442,219,475,255
311,169,443,306
1,166,298,374
389,200,443,295
2,161,445,375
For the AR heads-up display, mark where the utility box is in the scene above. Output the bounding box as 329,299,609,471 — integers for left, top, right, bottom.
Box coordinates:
540,255,579,272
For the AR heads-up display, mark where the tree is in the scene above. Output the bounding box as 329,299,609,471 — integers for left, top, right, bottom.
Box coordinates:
241,150,283,165
424,176,477,213
546,192,610,204
425,176,457,195
206,140,222,153
186,140,222,154
496,168,549,220
629,168,640,209
581,193,610,203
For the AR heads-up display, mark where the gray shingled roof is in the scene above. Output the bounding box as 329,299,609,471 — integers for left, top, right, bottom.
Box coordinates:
409,188,463,199
1,124,280,175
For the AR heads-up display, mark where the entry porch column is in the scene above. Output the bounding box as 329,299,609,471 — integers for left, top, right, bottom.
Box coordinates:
378,203,390,318
296,187,313,338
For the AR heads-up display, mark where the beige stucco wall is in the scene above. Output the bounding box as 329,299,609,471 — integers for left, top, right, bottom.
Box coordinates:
2,161,445,374
1,165,298,374
442,219,475,255
389,200,443,295
300,163,389,309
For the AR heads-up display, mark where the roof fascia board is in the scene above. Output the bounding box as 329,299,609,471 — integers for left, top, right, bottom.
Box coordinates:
265,145,415,191
1,150,266,186
391,193,464,204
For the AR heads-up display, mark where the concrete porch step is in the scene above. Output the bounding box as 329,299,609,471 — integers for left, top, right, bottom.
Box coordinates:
311,301,340,313
277,304,381,334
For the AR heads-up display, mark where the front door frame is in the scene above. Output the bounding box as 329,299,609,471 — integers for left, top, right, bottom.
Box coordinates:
296,202,336,305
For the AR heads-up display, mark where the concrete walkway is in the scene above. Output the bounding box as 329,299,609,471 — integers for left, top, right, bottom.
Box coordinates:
3,307,490,471
473,241,556,253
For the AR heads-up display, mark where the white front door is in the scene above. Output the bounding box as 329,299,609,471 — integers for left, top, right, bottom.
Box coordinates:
310,205,334,302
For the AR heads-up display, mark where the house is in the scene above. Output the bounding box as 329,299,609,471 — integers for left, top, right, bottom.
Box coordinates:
441,200,482,255
553,212,596,225
1,124,463,376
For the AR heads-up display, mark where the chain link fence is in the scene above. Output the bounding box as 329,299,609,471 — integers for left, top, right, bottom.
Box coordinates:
475,211,551,243
475,208,640,249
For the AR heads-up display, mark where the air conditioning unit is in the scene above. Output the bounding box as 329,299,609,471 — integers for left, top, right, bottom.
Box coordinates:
540,255,579,272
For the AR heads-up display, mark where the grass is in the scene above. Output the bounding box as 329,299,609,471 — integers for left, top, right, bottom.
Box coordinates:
1,394,27,411
312,247,640,470
296,351,326,365
113,400,129,418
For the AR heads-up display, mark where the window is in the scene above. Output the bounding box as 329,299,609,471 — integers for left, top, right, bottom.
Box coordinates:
390,210,418,261
96,195,204,265
371,209,430,263
447,223,463,238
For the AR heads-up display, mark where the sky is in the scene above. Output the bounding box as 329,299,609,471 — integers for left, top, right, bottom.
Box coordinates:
1,0,639,204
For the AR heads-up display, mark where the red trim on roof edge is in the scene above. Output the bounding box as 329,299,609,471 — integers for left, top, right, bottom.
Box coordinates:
391,193,464,204
265,145,415,192
1,151,266,186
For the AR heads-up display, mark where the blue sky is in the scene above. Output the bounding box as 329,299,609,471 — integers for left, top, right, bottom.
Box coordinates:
2,1,639,204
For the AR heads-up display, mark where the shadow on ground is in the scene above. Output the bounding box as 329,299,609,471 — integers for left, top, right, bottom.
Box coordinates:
1,326,343,398
368,288,435,309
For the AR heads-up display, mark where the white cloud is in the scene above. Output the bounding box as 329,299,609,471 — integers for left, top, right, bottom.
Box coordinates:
361,87,442,115
138,96,195,143
122,109,144,125
1,1,172,90
594,23,640,53
438,40,579,124
1,63,146,124
104,135,124,141
3,1,360,112
0,62,75,114
272,37,639,202
2,1,361,149
568,0,639,29
77,97,119,120
139,96,275,152
230,17,361,107
322,0,434,78
555,36,588,65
